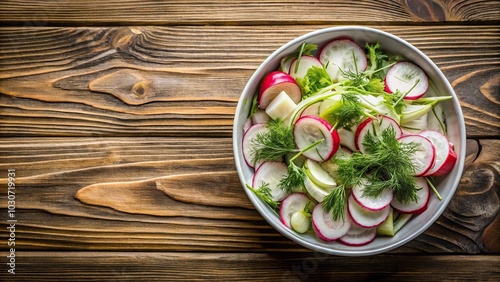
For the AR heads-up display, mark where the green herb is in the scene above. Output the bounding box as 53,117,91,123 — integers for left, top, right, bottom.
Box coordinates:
383,90,406,114
279,159,306,193
279,138,325,193
250,119,296,163
296,66,333,99
248,92,259,119
323,126,420,220
246,183,279,211
320,93,368,130
322,184,348,221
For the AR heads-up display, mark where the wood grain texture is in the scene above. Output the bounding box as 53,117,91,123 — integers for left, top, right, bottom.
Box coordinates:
1,25,499,137
0,0,498,26
0,138,498,253
0,252,499,281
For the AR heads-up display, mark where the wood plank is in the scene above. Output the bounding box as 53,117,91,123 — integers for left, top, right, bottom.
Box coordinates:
0,25,498,137
1,252,499,281
0,138,498,253
0,0,498,25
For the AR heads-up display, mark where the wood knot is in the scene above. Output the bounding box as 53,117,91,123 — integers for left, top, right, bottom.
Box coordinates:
112,27,142,51
403,0,446,21
132,81,151,99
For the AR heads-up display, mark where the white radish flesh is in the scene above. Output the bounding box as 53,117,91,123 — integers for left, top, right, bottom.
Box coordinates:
338,224,377,246
251,108,271,124
355,115,402,153
347,194,390,228
419,130,458,177
242,124,269,168
391,177,430,214
312,203,351,241
243,118,252,133
294,115,340,162
352,179,393,211
252,162,290,202
337,127,356,152
265,90,297,121
300,102,321,117
289,55,323,80
319,39,368,82
279,193,311,231
398,134,436,176
259,71,301,109
385,62,428,100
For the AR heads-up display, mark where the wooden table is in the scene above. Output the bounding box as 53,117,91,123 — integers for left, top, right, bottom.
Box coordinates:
0,1,499,280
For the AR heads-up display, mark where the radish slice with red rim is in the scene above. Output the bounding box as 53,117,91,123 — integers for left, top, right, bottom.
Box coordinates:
279,193,311,230
419,130,458,177
294,115,340,162
259,71,301,109
289,55,323,80
252,162,290,202
398,134,436,176
391,177,430,214
311,203,351,242
355,115,402,153
384,62,428,100
338,224,377,247
242,124,269,168
318,39,367,82
352,179,393,211
347,194,390,228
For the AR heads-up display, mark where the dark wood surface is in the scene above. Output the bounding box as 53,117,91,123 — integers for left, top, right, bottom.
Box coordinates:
0,0,499,281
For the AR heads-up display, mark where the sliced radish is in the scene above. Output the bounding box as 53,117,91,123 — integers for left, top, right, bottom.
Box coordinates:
419,130,458,177
319,39,368,82
384,62,428,100
243,118,252,133
252,162,289,202
251,108,271,124
242,123,269,168
352,179,393,211
265,90,297,121
337,127,356,152
279,193,311,232
347,194,390,228
338,224,377,246
398,134,436,176
391,177,430,214
300,101,321,117
354,115,402,153
303,175,332,203
294,115,340,162
259,71,301,109
312,203,351,241
304,158,336,189
289,55,323,80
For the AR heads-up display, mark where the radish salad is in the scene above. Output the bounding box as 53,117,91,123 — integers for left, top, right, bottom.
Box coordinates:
243,39,458,246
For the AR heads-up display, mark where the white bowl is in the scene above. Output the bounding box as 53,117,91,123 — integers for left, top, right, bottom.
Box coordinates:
233,26,466,256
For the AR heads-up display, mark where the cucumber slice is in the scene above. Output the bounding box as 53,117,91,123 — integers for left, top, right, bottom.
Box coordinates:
304,159,337,189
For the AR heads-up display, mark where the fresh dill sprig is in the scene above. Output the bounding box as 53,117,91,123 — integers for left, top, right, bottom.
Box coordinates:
278,138,326,192
322,184,347,221
250,119,296,164
246,183,279,211
279,159,305,193
323,125,420,220
335,93,365,129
